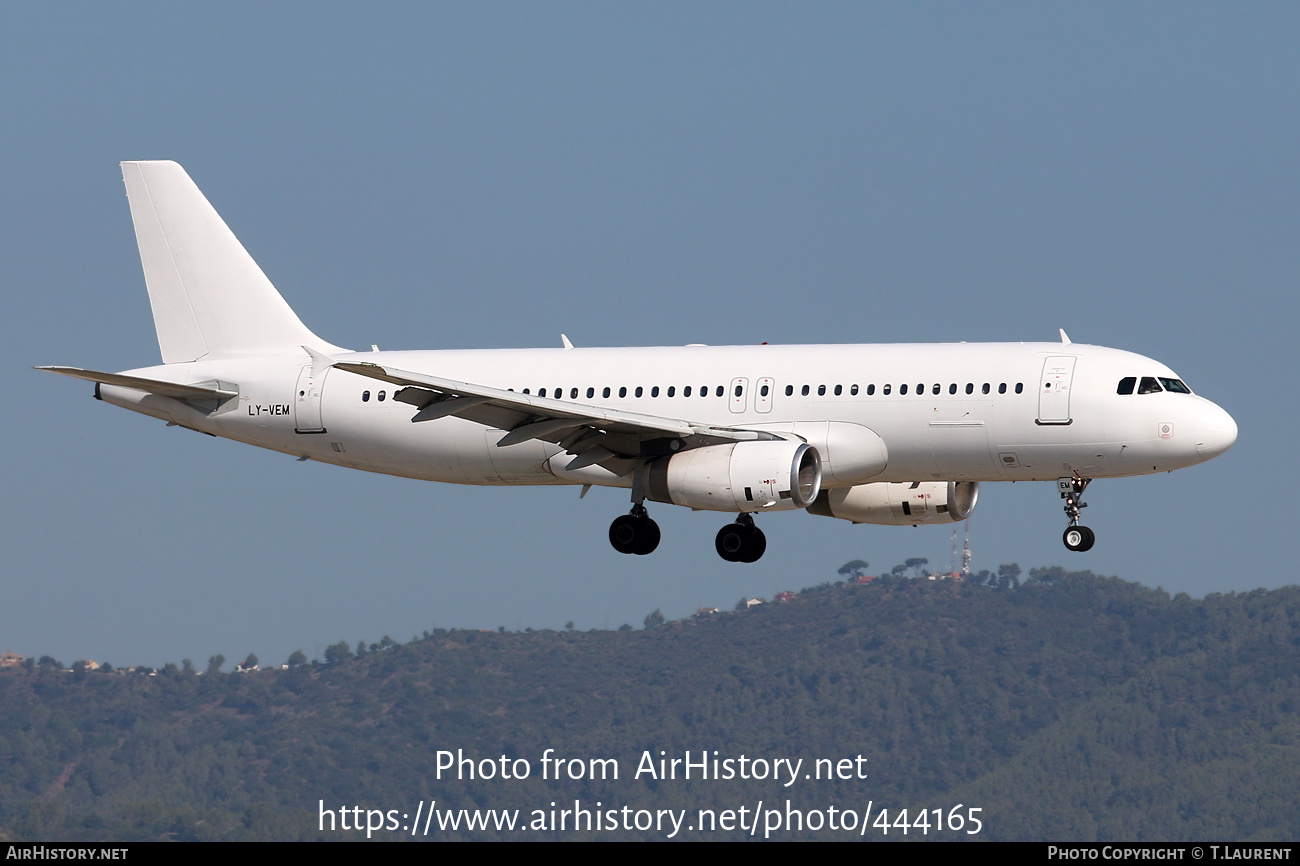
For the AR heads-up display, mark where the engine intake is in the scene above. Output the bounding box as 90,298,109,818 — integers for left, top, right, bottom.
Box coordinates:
645,441,822,513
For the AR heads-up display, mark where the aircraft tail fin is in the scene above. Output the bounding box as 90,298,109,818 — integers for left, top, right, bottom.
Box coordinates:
121,160,345,364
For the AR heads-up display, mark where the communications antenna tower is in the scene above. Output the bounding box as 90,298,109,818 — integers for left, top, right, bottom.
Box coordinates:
961,520,971,577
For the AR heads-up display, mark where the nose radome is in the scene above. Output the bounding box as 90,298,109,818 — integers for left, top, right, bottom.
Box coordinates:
1195,403,1237,460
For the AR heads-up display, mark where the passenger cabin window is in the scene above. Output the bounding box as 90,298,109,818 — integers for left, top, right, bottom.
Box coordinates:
668,386,676,397
932,383,941,395
761,384,770,397
685,386,693,397
866,384,875,395
651,386,660,397
834,384,842,396
982,383,990,394
603,387,610,398
570,388,579,399
1117,377,1136,395
900,384,908,395
619,387,627,398
1015,383,1023,394
850,384,859,395
362,390,370,402
587,387,594,398
949,384,957,395
965,383,973,394
378,391,386,401
998,383,1007,394
1138,377,1162,395
883,384,891,395
715,386,724,397
801,385,810,396
635,387,643,398
818,385,826,396
785,385,793,396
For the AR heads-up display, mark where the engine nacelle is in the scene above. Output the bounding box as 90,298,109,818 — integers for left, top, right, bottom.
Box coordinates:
807,480,978,525
644,440,822,513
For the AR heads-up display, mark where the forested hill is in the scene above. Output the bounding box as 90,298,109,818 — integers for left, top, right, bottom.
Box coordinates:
2,570,1299,841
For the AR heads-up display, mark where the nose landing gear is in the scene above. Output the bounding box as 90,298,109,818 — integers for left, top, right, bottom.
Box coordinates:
1058,474,1095,552
609,504,660,555
715,513,767,563
1063,525,1095,552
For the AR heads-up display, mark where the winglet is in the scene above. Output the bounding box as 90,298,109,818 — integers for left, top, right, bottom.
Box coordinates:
1059,329,1072,344
561,334,574,350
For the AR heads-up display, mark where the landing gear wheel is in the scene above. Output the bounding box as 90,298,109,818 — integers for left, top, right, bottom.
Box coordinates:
1063,525,1095,552
609,515,641,554
739,526,766,563
1058,475,1096,552
610,510,660,556
715,525,745,562
715,520,766,563
636,519,661,555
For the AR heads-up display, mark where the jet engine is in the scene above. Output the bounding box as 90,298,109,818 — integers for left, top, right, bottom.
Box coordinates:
807,480,978,525
643,440,822,513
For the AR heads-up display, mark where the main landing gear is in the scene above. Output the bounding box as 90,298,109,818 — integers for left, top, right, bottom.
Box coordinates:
1058,474,1095,552
607,504,767,563
715,513,767,563
609,504,660,556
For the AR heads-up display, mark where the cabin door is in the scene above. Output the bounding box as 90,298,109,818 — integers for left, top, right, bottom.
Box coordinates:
1037,356,1077,425
294,365,328,433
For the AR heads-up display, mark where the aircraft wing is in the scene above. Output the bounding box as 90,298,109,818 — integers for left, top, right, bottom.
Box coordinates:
333,360,781,473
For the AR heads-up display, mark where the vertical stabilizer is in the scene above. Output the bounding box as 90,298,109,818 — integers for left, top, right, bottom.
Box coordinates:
121,161,345,363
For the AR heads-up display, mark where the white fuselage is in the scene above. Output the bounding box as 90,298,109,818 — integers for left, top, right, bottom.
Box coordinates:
49,160,1240,560
99,340,1237,491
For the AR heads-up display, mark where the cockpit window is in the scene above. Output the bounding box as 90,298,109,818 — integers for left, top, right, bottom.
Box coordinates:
1138,376,1162,395
1159,377,1191,394
1117,377,1136,395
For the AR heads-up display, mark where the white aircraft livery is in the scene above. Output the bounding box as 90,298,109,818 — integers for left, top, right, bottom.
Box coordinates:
41,161,1237,563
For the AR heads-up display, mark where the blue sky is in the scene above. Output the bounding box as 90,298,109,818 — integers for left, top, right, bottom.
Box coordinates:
1,4,1294,668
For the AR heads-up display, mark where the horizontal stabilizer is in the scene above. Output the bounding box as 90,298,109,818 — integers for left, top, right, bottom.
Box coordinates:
36,366,237,402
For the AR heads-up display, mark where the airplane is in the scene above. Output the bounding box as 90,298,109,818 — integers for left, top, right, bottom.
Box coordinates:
40,161,1238,564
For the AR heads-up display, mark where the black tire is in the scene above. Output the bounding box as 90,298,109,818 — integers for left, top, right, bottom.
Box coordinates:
715,524,746,562
1063,525,1095,552
635,519,661,555
739,526,767,563
717,523,765,563
610,514,643,555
